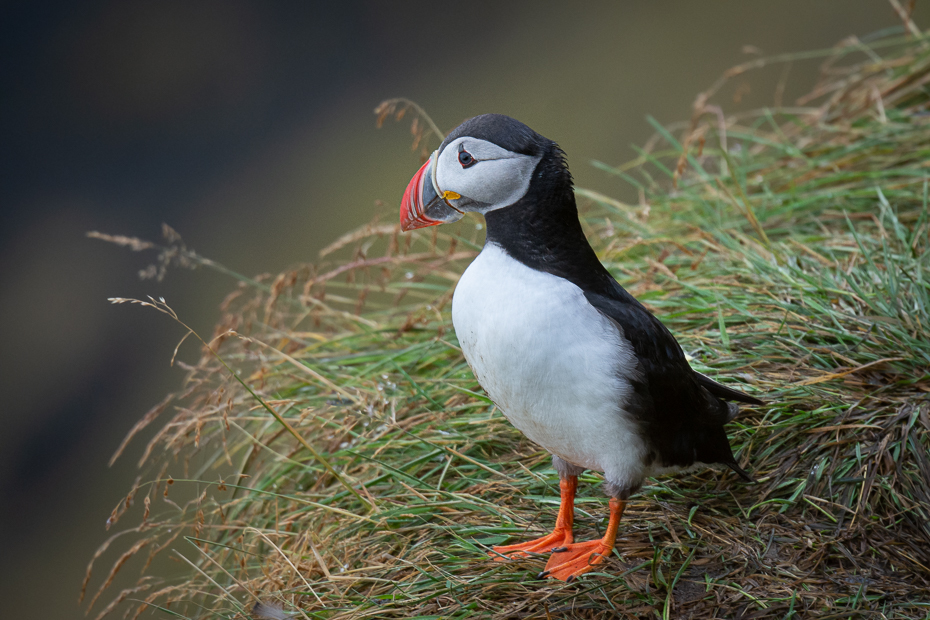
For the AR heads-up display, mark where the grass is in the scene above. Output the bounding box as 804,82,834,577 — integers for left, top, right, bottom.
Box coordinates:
84,27,930,620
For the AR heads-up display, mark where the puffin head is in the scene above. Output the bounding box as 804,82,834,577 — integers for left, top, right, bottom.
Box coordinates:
400,114,550,231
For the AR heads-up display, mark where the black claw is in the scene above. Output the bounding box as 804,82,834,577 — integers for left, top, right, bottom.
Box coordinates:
537,570,550,579
550,546,568,553
566,575,576,583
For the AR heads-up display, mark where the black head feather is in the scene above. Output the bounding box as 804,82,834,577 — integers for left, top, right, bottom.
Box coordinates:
440,113,545,157
455,114,753,481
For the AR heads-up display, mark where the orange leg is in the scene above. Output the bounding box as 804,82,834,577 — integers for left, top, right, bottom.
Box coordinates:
491,476,577,560
540,497,625,582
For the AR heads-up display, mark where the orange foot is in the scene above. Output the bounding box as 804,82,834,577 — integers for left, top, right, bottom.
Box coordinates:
491,526,573,561
540,539,611,581
491,476,577,561
539,497,626,582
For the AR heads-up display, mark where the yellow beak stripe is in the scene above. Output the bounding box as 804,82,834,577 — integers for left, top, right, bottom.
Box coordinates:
442,190,461,201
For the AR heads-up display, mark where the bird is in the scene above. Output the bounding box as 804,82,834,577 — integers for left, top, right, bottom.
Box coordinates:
398,113,761,582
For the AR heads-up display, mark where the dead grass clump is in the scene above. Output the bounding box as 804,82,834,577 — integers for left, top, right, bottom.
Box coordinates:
86,29,930,620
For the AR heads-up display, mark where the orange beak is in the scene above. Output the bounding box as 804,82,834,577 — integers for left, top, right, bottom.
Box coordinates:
400,155,463,231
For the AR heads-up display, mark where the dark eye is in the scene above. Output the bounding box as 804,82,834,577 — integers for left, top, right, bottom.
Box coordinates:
458,147,476,168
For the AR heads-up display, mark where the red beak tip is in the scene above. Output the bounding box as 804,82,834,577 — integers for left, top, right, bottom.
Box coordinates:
400,158,441,231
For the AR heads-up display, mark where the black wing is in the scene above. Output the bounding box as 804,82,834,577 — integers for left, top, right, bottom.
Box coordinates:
584,283,755,477
694,371,763,405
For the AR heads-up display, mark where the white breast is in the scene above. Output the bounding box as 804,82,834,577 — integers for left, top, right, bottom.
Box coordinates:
452,243,649,488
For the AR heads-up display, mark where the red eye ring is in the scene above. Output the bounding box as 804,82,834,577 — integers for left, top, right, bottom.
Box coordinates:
458,145,476,168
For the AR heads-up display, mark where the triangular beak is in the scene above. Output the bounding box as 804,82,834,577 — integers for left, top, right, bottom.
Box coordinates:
400,156,464,231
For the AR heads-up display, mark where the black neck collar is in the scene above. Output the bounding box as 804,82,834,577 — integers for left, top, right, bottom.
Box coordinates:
484,145,616,296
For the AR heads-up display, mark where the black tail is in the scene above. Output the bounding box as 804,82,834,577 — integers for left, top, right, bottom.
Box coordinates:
692,424,754,483
725,460,755,483
694,371,763,405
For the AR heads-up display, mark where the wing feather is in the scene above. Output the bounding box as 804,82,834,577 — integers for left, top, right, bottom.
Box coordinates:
694,371,763,405
583,284,756,472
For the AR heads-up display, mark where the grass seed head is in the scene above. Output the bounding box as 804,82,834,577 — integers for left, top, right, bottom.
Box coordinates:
87,30,930,619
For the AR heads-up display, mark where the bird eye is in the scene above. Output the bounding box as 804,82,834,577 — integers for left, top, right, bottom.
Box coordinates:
458,146,476,168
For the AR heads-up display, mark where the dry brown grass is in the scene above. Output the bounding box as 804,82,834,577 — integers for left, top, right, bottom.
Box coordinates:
85,26,930,620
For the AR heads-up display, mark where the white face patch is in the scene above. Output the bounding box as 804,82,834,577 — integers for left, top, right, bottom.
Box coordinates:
435,137,542,213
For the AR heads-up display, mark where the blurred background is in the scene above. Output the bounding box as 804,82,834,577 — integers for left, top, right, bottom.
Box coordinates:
0,1,914,617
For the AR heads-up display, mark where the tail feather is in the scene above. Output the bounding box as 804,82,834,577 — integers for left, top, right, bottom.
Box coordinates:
726,460,755,483
725,402,740,423
694,371,763,405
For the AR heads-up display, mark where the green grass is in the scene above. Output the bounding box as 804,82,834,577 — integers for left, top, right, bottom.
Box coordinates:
85,31,930,619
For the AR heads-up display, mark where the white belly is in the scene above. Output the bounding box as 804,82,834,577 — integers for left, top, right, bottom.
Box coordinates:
452,243,649,487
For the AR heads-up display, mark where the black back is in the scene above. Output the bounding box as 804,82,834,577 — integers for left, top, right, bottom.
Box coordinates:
475,116,754,479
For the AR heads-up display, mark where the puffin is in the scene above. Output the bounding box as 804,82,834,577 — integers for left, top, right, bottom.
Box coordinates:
399,114,761,582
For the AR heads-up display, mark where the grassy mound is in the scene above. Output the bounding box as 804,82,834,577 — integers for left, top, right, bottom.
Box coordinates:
85,31,930,619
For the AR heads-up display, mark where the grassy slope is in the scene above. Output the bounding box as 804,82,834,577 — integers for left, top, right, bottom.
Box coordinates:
85,32,930,619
